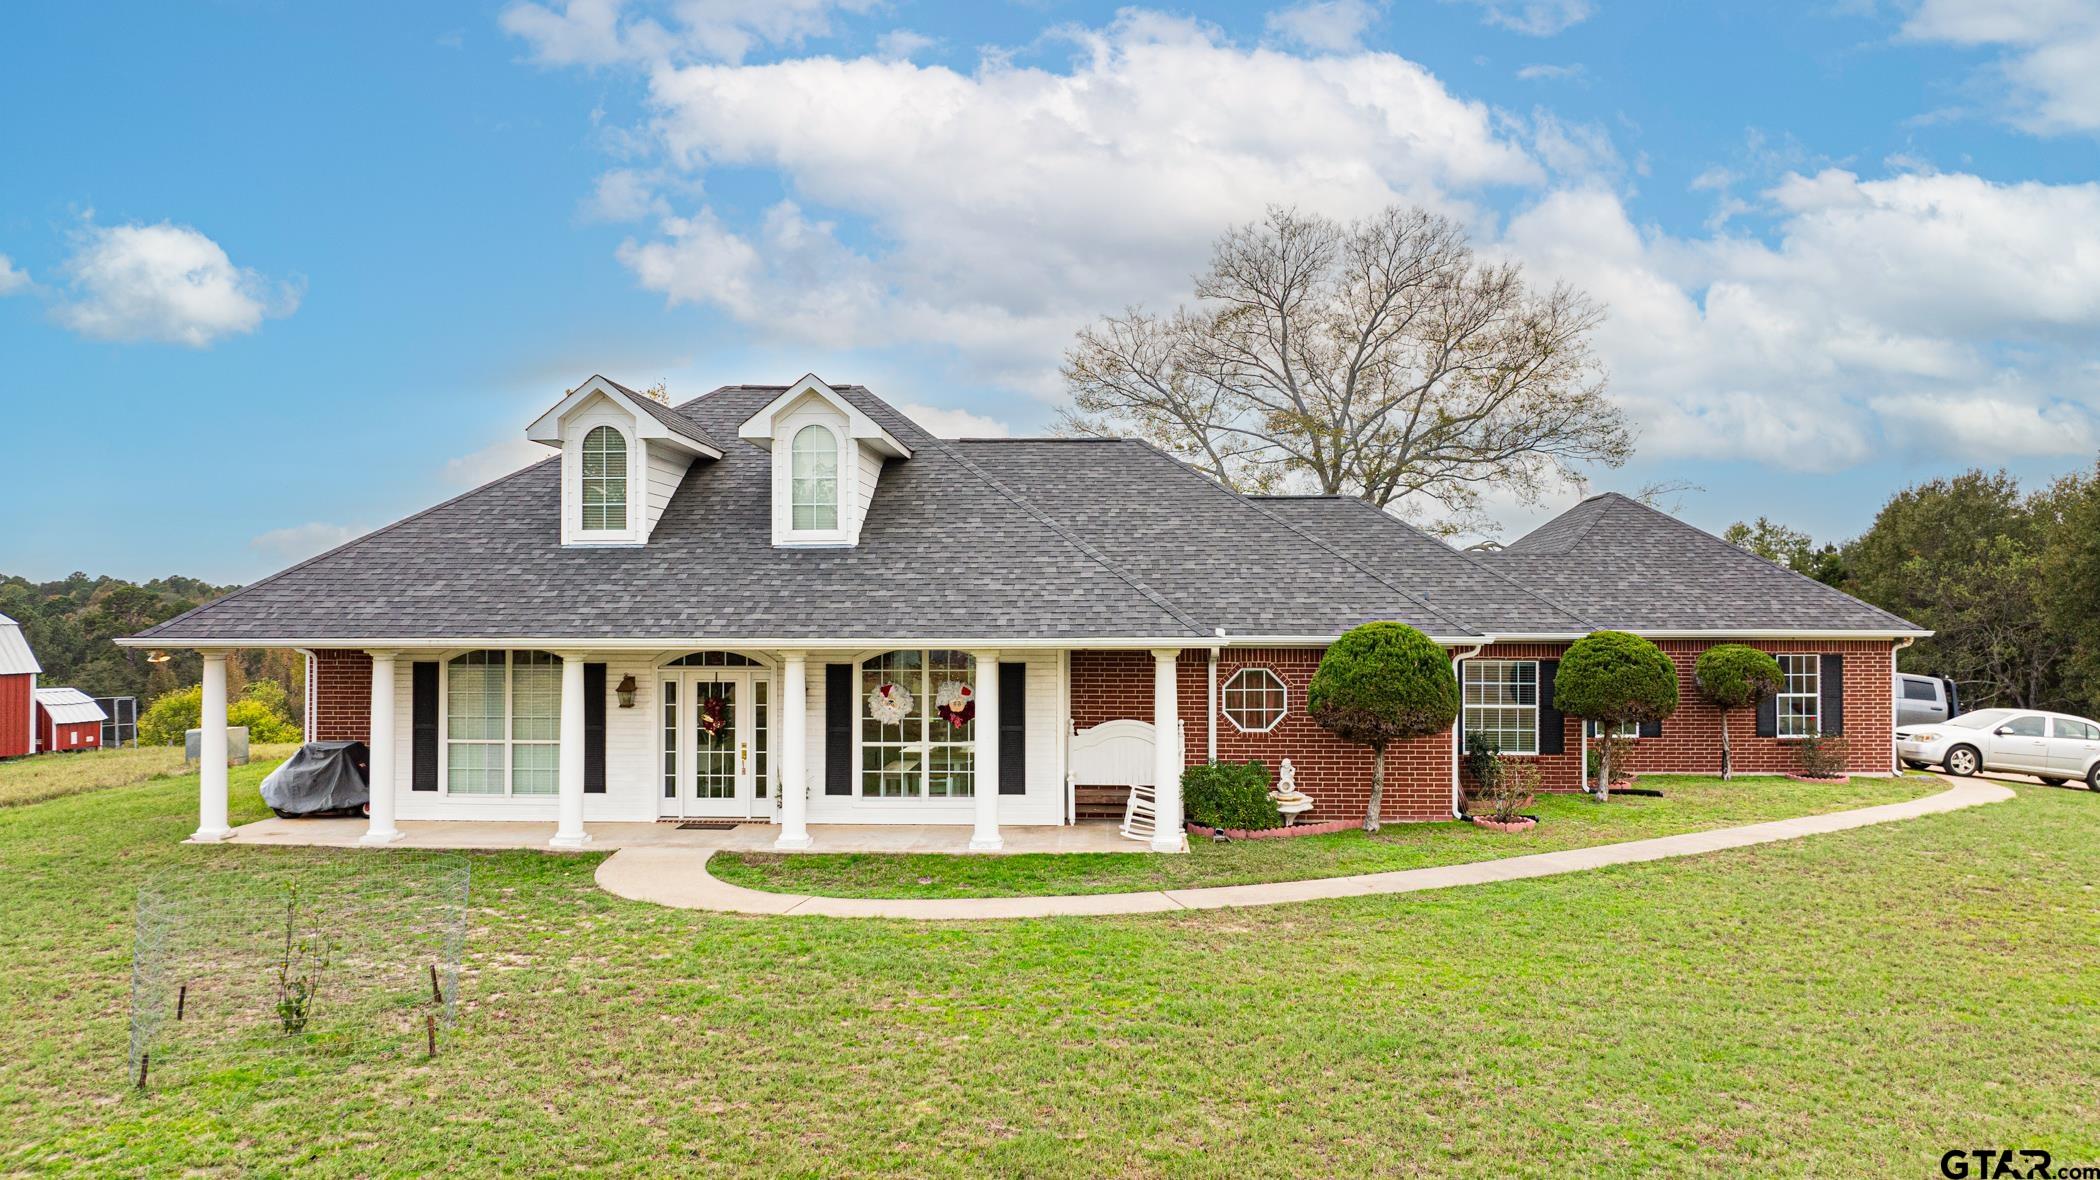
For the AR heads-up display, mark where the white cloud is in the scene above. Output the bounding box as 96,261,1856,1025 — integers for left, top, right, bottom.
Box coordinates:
1868,390,2096,457
502,0,879,66
1265,0,1381,52
53,221,300,347
531,6,2100,476
0,254,27,295
875,29,935,61
580,168,668,222
250,522,368,564
1902,0,2100,134
899,403,1012,439
1515,62,1586,82
620,11,1536,389
444,437,552,487
1447,0,1595,36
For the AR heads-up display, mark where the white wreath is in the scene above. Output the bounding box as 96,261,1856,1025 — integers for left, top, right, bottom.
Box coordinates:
867,681,914,725
933,680,974,713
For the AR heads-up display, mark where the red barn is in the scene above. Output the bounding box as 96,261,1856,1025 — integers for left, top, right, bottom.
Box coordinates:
35,688,108,753
0,612,38,759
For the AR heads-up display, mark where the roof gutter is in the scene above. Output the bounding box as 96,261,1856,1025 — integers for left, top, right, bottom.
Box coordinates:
1483,629,1933,642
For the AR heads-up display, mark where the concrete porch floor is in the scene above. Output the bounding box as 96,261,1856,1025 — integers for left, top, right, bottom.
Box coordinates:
211,816,1151,854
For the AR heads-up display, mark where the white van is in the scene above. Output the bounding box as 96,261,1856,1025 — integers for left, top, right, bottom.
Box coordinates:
1895,672,1958,728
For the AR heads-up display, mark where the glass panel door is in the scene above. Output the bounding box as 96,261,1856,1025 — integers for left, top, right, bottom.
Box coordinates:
661,670,763,818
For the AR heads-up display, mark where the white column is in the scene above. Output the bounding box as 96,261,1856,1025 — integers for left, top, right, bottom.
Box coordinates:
775,653,812,849
969,653,1003,851
1151,649,1184,853
191,651,232,842
550,652,591,849
360,651,402,845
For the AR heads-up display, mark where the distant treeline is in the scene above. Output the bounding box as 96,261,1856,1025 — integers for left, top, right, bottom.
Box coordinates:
0,572,303,724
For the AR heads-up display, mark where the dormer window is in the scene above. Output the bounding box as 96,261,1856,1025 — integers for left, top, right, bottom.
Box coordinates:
581,426,628,531
790,424,840,531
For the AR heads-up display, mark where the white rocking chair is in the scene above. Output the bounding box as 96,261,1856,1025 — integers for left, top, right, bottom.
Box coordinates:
1118,781,1159,843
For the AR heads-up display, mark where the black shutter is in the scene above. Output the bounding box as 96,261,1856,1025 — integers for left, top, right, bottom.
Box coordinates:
998,661,1026,795
1756,689,1778,738
1536,660,1564,755
583,663,607,793
825,663,853,795
1820,654,1845,736
411,661,439,791
1639,718,1662,738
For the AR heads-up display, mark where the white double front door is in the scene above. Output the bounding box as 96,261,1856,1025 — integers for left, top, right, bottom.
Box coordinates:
660,669,772,819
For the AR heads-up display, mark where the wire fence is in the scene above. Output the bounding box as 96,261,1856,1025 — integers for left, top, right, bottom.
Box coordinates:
127,855,471,1090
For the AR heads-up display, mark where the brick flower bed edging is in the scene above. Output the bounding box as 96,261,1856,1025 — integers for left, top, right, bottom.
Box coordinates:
1185,818,1360,840
1784,773,1852,784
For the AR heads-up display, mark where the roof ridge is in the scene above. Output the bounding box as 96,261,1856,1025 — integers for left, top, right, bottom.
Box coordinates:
918,435,1209,638
1331,497,1598,632
135,454,565,641
1120,439,1481,638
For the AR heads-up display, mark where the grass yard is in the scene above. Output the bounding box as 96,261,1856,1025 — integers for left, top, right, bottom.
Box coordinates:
0,743,300,809
709,773,1936,899
3,761,2095,1176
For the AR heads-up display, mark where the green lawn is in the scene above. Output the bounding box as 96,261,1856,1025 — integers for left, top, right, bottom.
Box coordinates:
0,743,301,809
710,774,1935,899
3,761,2095,1176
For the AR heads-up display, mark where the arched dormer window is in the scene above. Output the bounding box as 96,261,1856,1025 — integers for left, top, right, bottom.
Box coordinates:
790,424,839,531
581,425,627,531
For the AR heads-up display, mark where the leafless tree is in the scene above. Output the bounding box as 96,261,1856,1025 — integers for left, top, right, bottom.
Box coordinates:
1061,205,1632,533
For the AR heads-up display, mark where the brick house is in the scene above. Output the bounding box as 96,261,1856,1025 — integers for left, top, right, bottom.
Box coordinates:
126,375,1924,850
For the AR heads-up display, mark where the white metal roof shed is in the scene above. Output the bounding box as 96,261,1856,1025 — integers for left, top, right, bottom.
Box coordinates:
0,613,42,676
34,687,107,725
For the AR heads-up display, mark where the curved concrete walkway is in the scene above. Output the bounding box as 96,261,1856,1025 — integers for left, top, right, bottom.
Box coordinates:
594,776,2013,920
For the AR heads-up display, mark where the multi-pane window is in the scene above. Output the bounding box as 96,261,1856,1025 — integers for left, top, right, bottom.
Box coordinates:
1777,654,1820,738
580,425,627,531
1221,668,1287,732
860,650,975,799
1588,719,1639,739
1462,660,1539,755
446,650,562,795
790,424,839,531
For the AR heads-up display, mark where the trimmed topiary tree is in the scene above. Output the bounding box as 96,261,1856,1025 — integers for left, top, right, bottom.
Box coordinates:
1692,644,1783,781
1308,621,1460,833
1555,630,1679,801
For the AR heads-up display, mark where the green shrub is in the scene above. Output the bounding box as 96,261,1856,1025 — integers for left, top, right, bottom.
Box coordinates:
1795,731,1850,779
139,686,203,747
1182,761,1279,831
1556,630,1678,800
1308,621,1460,832
1461,729,1503,815
140,682,303,746
1694,644,1783,780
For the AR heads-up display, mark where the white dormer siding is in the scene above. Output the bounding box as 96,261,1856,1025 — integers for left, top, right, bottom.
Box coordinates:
736,375,911,549
526,375,723,548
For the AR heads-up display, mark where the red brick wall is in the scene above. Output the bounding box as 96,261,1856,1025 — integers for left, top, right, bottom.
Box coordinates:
311,650,372,742
1070,648,1456,824
1069,638,1899,825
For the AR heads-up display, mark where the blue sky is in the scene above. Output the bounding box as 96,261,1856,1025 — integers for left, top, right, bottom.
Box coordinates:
4,0,2098,583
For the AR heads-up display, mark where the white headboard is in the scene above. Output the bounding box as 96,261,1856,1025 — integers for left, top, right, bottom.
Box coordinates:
1069,719,1158,788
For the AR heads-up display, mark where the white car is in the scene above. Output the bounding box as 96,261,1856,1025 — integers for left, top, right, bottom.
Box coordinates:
1896,708,2100,789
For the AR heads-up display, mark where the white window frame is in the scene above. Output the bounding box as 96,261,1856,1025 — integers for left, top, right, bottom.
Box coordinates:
771,407,850,546
561,404,640,545
439,650,564,797
856,650,976,801
578,424,630,533
1462,659,1540,756
1220,667,1288,733
1587,719,1640,740
1776,653,1820,740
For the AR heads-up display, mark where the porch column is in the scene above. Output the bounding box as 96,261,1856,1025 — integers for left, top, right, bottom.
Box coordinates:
550,652,591,849
1150,649,1184,853
969,653,1002,851
775,653,812,849
191,650,232,842
359,650,402,845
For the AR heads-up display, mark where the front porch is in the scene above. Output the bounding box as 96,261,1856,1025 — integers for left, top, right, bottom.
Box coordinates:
204,815,1147,854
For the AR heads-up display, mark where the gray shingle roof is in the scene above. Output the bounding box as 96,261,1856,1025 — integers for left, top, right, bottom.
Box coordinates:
1250,496,1594,634
1481,492,1924,633
598,375,724,454
131,387,1921,646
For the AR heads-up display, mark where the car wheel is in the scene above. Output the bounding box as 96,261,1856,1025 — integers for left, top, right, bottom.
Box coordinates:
1944,745,1980,777
2040,777,2068,787
2089,764,2100,792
